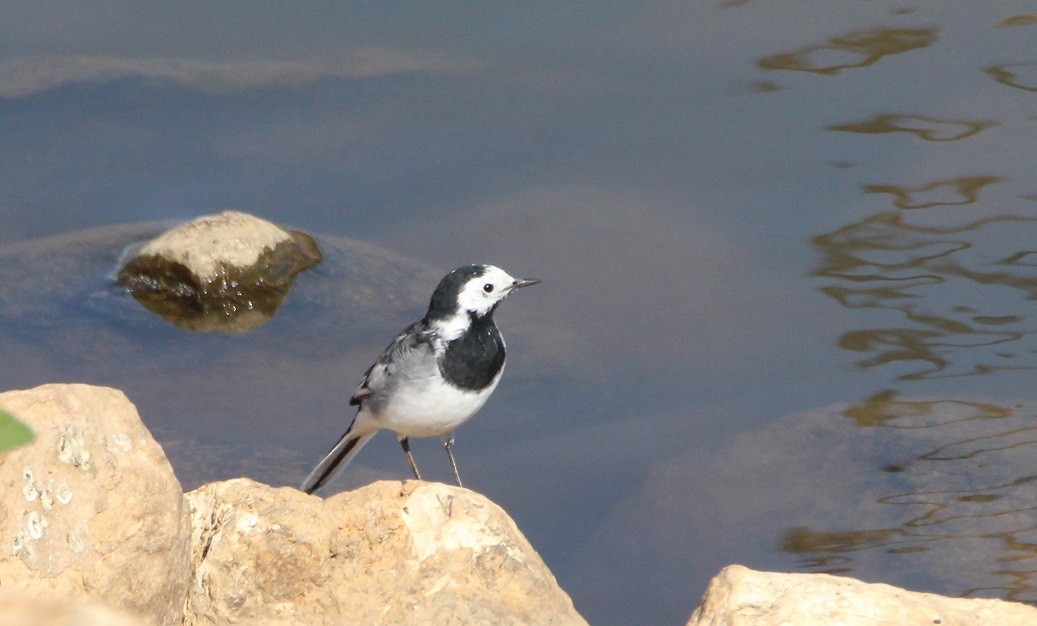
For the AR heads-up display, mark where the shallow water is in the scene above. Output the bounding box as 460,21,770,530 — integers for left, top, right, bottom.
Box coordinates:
1,4,1036,624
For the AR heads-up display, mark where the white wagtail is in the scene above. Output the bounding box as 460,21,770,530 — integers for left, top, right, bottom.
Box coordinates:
301,264,539,493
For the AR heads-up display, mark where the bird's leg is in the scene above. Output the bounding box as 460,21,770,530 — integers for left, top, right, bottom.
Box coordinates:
399,437,422,480
442,435,463,488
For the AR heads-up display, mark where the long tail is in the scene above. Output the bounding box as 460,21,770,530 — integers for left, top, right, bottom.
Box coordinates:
300,424,377,494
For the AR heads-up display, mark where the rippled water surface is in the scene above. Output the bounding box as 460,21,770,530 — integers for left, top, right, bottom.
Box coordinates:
2,4,1036,624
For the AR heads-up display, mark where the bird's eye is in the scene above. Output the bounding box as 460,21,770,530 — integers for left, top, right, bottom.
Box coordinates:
483,283,494,293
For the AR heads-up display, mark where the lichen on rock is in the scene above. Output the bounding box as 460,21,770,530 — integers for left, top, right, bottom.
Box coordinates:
0,383,192,626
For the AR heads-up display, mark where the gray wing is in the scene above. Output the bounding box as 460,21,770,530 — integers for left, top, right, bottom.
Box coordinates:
350,321,437,407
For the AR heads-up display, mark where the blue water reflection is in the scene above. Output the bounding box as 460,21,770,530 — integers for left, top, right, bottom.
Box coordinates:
1,3,1036,625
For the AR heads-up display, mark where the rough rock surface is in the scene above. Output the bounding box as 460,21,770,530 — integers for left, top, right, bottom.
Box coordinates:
687,564,1037,626
115,210,322,331
128,210,314,280
0,594,149,626
184,478,587,626
0,384,192,626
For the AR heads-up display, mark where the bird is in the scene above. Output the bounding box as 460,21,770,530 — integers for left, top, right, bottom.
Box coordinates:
300,264,539,494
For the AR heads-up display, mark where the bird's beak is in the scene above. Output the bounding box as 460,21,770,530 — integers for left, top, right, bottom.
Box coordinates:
510,278,541,290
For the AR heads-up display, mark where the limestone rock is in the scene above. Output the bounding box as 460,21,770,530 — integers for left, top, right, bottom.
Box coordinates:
0,595,149,626
185,478,587,626
115,210,323,331
128,210,313,281
687,564,1037,626
0,383,191,626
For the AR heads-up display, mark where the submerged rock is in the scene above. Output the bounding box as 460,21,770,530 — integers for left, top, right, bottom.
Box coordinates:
687,564,1037,626
0,383,192,626
115,210,322,332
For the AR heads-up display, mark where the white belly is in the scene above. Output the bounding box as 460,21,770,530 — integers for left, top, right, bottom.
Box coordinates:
360,374,501,437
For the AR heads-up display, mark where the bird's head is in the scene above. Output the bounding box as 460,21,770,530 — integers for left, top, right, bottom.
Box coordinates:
426,265,539,334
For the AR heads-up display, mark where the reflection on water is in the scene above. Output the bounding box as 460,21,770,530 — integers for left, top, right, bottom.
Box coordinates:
813,211,1037,380
757,27,937,75
996,14,1037,28
844,389,1014,428
985,63,1037,92
827,114,995,142
782,526,898,575
862,175,1001,210
776,6,1037,605
781,392,1037,602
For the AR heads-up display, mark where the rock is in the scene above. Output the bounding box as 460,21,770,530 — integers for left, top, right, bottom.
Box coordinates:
0,383,192,626
687,564,1037,626
0,382,582,625
0,219,436,356
0,594,149,626
115,210,322,332
185,478,588,626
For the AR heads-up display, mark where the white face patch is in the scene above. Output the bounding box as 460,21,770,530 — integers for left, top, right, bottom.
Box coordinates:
429,265,529,341
455,265,517,317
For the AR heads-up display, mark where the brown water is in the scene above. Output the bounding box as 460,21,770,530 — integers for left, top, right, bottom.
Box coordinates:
0,4,1035,624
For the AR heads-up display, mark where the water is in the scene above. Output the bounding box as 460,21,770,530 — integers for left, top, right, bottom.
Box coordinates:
1,3,1036,624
